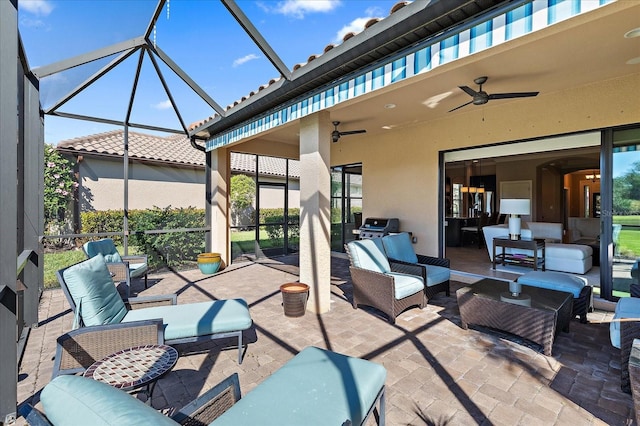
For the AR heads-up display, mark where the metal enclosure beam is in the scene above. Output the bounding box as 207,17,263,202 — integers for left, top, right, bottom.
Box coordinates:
22,72,44,329
222,0,292,81
0,0,19,423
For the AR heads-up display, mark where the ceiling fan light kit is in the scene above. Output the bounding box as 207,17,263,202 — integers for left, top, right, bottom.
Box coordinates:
331,121,366,143
448,76,539,112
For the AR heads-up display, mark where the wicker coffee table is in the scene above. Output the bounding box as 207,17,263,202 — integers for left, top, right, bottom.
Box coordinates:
456,278,572,356
83,344,178,405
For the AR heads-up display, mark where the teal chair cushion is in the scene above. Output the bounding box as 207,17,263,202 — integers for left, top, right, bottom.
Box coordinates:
103,252,123,263
423,265,450,287
346,238,390,273
381,233,418,264
83,239,119,259
387,272,424,299
611,297,640,349
214,346,386,426
129,262,148,278
62,254,127,326
123,298,252,341
41,375,176,426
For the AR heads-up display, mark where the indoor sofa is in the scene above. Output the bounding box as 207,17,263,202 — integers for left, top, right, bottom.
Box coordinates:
483,222,593,274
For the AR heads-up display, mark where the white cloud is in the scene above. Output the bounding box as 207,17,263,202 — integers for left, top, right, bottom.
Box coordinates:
273,0,340,19
19,0,54,16
153,100,172,110
334,15,382,44
233,54,260,67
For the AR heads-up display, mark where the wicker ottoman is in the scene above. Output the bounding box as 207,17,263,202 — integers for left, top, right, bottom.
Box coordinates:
517,271,592,323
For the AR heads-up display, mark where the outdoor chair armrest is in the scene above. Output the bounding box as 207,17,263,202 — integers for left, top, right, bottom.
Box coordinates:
18,403,52,426
122,254,148,264
416,254,450,268
125,294,177,310
105,262,129,283
171,373,242,425
389,260,426,282
52,319,164,379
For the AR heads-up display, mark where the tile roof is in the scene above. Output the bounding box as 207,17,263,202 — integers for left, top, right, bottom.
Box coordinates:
56,130,299,178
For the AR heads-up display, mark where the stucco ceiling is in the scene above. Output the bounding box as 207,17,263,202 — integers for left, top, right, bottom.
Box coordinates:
243,1,640,147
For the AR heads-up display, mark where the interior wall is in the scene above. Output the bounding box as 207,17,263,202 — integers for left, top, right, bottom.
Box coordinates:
330,72,638,256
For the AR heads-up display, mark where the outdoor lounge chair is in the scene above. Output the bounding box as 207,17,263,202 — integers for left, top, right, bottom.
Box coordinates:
381,232,451,300
345,238,426,324
19,373,242,426
55,254,253,369
22,346,386,426
83,238,148,298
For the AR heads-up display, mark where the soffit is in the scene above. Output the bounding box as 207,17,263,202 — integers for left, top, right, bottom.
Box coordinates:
224,1,640,149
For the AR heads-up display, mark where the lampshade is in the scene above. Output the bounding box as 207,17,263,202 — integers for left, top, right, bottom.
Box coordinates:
500,199,530,215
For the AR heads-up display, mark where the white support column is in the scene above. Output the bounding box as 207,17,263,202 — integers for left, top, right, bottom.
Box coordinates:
208,147,231,266
299,111,331,313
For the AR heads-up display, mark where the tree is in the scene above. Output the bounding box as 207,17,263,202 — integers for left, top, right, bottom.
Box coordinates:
613,160,640,214
44,144,78,233
230,174,256,227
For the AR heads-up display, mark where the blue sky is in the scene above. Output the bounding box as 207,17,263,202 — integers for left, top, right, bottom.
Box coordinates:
18,0,402,145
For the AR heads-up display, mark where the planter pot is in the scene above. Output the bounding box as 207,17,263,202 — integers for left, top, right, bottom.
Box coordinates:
197,253,222,274
280,283,309,317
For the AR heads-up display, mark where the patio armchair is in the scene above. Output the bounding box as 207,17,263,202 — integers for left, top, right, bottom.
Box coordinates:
381,232,451,300
19,373,241,426
345,238,426,324
56,254,253,367
83,238,148,298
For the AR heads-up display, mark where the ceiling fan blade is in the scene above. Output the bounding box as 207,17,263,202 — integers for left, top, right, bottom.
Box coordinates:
459,86,478,97
339,130,367,136
448,100,473,112
488,91,539,100
458,86,478,96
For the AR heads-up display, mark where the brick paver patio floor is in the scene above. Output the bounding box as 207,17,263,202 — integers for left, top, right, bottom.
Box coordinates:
16,254,634,425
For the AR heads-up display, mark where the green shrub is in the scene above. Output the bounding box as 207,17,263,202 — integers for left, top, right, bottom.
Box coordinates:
81,206,206,268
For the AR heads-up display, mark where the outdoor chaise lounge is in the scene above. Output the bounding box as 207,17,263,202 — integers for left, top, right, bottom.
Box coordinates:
55,254,252,368
83,238,149,298
345,238,427,323
20,346,387,426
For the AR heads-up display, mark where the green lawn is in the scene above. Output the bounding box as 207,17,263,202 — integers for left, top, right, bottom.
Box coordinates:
43,249,86,289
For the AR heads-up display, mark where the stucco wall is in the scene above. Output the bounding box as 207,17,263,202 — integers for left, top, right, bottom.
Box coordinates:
330,73,640,256
79,158,205,211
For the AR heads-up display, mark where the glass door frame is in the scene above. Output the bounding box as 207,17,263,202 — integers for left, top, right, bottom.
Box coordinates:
331,163,362,252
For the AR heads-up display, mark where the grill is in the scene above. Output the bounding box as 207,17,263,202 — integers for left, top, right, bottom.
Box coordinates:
358,218,400,239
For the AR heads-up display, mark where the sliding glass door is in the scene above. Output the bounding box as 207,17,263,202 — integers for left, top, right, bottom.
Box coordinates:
611,128,640,297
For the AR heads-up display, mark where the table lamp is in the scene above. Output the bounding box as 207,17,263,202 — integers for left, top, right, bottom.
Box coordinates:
500,199,530,240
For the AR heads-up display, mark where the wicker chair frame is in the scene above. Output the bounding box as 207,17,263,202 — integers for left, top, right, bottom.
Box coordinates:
52,319,165,378
628,339,640,424
348,266,427,324
618,283,640,394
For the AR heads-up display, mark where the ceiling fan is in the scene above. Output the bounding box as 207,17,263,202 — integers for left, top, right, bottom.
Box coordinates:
332,121,366,143
448,76,539,112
